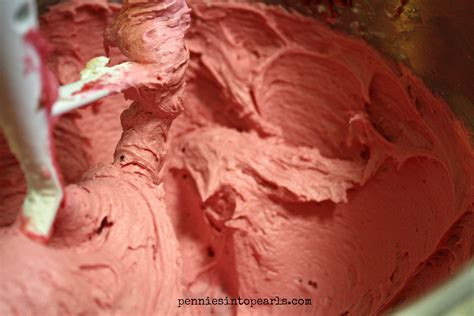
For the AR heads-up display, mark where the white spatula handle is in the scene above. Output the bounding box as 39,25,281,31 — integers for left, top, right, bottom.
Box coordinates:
0,0,63,240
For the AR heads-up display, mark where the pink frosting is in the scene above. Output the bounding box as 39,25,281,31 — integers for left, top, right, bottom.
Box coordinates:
1,0,189,314
0,0,472,315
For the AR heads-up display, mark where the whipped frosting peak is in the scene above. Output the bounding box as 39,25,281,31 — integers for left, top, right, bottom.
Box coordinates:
105,0,190,183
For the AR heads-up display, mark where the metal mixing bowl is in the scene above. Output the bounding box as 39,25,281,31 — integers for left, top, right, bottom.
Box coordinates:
34,0,474,315
265,0,474,135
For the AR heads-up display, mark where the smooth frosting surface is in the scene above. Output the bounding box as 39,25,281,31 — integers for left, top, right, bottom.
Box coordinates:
0,0,472,315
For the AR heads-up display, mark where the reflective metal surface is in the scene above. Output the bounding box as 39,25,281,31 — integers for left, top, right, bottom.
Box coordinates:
37,0,60,13
393,263,474,316
265,0,474,132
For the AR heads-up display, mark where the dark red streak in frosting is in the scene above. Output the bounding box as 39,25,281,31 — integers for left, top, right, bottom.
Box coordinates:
72,80,105,96
24,29,59,112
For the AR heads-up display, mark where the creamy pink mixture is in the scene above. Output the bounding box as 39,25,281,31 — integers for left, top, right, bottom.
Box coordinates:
0,0,472,315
